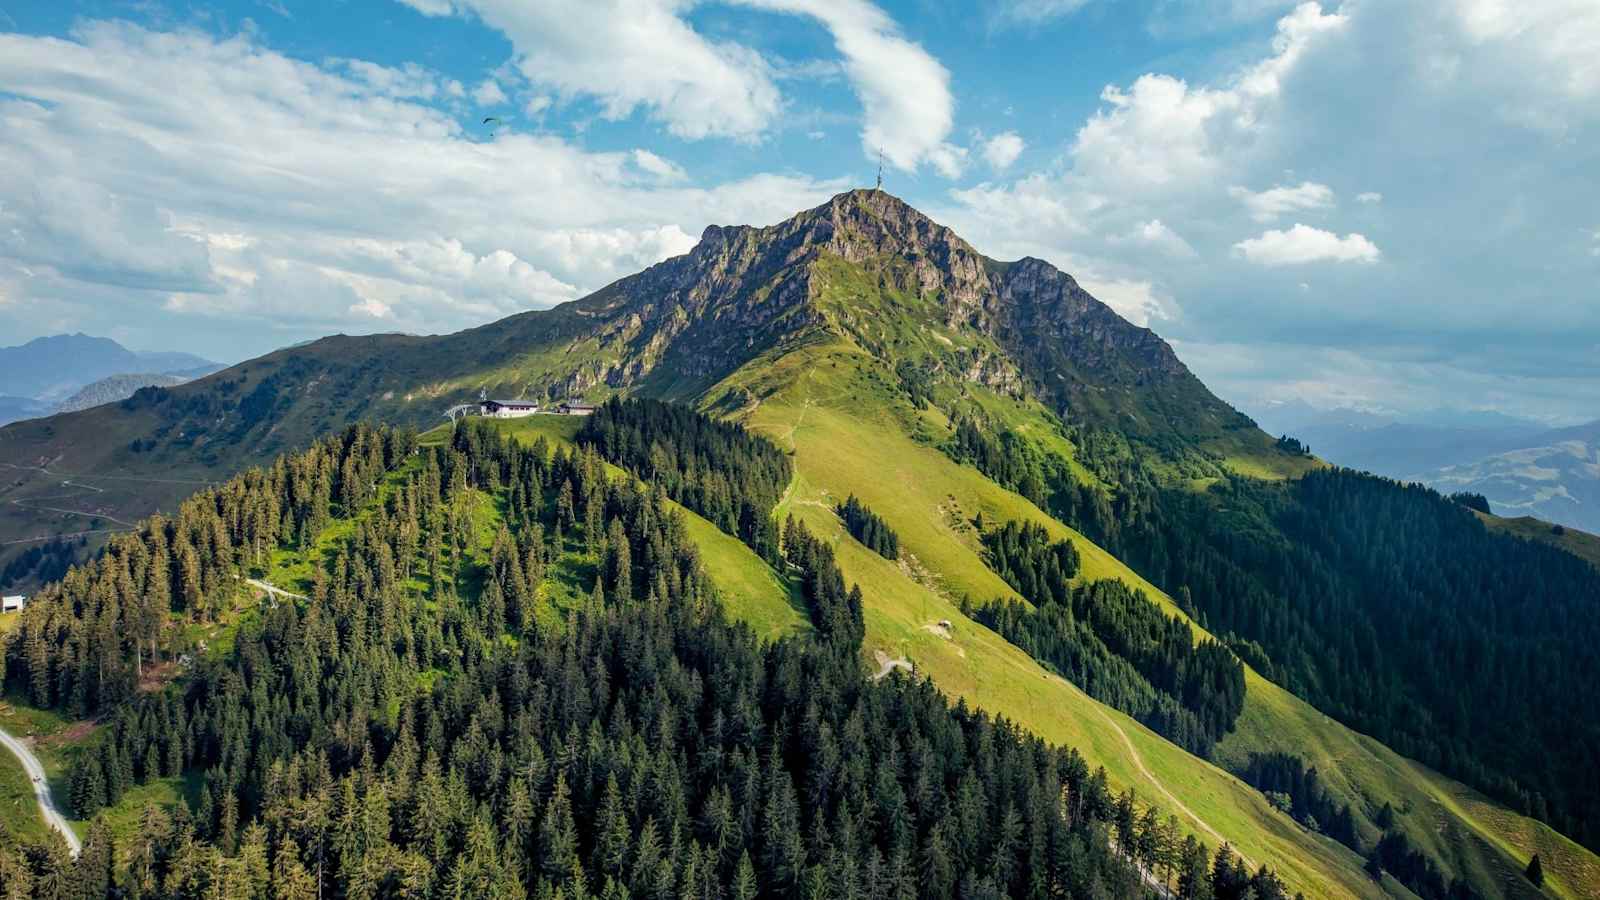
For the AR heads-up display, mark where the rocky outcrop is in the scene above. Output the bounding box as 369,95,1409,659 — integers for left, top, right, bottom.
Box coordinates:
534,188,1238,436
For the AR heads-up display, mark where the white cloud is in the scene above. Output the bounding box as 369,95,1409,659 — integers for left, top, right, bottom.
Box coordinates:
0,21,846,357
0,176,215,293
631,149,687,183
1451,0,1600,100
1234,224,1380,265
431,0,956,172
938,0,1600,419
471,78,507,107
733,0,955,173
982,132,1026,171
1076,276,1176,327
925,143,968,179
447,0,781,140
396,0,455,14
1229,181,1334,221
1069,4,1348,197
339,59,450,100
350,296,393,318
1111,219,1199,259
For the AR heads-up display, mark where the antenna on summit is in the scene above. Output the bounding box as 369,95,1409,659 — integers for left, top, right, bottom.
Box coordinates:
875,148,883,191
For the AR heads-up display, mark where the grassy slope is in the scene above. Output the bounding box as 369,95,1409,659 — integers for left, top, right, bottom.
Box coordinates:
1477,511,1600,570
477,415,809,643
707,340,1382,898
706,338,1594,899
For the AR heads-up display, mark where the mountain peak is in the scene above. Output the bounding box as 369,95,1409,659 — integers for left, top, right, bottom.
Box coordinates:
796,188,969,259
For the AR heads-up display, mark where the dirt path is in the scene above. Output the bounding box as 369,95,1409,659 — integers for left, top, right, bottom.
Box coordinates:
245,578,307,601
0,725,80,856
0,461,216,488
0,461,191,544
1090,703,1252,867
872,650,912,681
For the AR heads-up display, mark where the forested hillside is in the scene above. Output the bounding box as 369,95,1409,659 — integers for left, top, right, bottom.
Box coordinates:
0,418,1303,899
2,190,1593,897
952,417,1600,852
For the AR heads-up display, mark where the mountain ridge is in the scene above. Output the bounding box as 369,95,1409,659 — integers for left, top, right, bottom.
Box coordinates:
0,190,1277,576
0,190,1594,897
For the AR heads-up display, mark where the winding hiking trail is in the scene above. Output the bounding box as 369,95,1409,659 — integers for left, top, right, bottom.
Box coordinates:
1088,701,1253,869
0,725,80,856
0,460,216,546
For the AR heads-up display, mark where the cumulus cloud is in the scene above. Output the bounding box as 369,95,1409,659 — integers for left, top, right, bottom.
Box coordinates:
939,0,1600,418
732,0,956,172
631,149,688,182
1229,181,1334,221
1110,219,1198,259
0,21,846,357
982,132,1026,171
1075,276,1176,327
1234,224,1380,265
1069,4,1348,196
421,0,955,172
0,176,216,293
437,0,780,140
471,78,507,107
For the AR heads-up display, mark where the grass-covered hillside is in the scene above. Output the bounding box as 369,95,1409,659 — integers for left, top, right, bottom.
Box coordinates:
1478,512,1600,571
0,415,1293,899
700,331,1596,899
1,189,1594,898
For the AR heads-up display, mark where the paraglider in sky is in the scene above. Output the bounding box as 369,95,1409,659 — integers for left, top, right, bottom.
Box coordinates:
482,116,503,136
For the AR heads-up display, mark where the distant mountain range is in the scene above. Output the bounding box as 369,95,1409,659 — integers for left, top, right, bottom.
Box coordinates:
1251,399,1600,532
1430,421,1600,533
0,333,221,425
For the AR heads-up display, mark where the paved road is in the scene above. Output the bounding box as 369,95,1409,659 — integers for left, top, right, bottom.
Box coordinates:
0,725,80,856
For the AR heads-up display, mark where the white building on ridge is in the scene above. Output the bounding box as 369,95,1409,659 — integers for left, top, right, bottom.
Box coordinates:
481,400,540,419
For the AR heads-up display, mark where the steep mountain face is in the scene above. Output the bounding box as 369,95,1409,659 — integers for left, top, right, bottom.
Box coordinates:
564,189,1231,430
0,190,1271,575
4,191,1597,897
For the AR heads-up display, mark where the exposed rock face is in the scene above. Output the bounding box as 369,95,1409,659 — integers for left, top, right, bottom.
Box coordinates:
0,189,1247,502
558,188,1236,436
0,188,1261,567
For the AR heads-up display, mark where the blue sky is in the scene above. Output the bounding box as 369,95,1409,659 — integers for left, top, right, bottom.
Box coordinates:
1,0,1596,422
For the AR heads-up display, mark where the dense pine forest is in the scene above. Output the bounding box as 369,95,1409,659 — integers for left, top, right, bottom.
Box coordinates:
0,414,1303,899
578,397,790,565
970,521,1245,758
835,496,899,560
947,416,1600,853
